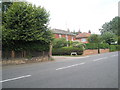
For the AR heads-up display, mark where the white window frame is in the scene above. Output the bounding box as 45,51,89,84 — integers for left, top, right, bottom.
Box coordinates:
59,34,61,38
66,35,68,41
81,38,87,42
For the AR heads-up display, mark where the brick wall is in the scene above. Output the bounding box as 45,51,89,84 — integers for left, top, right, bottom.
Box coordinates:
54,34,59,38
83,49,109,55
54,34,75,41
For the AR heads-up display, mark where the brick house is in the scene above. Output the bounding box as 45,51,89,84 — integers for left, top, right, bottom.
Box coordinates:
75,32,91,43
51,29,76,41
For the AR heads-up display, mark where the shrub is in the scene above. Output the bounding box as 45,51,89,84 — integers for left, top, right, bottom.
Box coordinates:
52,46,83,55
85,43,109,49
118,36,120,45
68,40,73,47
52,38,67,48
85,43,98,49
110,45,120,52
72,41,85,50
99,43,109,49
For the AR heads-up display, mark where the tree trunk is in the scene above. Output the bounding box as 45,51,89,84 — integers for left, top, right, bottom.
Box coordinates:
22,51,23,58
49,43,53,58
42,51,45,61
23,50,26,57
11,50,15,59
98,43,100,54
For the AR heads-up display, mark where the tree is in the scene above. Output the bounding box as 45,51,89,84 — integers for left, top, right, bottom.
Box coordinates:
88,34,102,54
88,34,101,43
2,1,13,12
101,32,117,45
2,2,53,58
100,16,120,36
2,2,51,42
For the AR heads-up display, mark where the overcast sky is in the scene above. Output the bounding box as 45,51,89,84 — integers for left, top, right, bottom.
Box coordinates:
26,0,119,34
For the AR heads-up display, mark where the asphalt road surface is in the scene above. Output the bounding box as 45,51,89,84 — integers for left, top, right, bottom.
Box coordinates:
2,52,119,88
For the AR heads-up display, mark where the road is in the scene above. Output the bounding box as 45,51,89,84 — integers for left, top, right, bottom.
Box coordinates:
2,52,119,88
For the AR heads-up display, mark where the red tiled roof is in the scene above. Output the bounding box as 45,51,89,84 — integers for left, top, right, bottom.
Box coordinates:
76,32,91,38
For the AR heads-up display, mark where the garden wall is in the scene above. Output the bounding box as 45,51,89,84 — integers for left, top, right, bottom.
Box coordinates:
83,49,109,55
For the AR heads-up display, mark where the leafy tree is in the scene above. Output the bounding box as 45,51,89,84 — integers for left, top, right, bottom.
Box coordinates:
53,38,67,48
88,34,102,54
88,34,102,43
101,32,117,45
2,2,53,51
100,16,120,36
2,1,13,12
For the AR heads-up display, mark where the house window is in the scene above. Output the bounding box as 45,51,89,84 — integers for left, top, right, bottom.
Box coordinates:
59,34,61,38
72,37,74,41
81,38,87,42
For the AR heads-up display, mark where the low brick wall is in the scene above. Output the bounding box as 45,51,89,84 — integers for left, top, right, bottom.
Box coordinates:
83,49,109,55
2,56,51,66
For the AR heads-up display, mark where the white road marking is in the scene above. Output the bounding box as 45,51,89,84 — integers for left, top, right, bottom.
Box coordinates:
56,62,85,70
110,55,118,57
93,57,108,61
0,75,31,83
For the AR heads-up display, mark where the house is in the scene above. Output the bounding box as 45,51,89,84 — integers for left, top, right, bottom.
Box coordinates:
75,32,91,43
51,29,76,41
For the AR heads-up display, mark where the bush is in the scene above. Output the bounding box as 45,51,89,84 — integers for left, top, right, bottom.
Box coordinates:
53,38,67,48
118,36,120,45
85,43,109,49
99,43,109,49
68,40,73,47
110,45,120,52
52,46,83,55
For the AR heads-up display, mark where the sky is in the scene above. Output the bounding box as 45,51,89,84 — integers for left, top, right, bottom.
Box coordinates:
26,0,119,34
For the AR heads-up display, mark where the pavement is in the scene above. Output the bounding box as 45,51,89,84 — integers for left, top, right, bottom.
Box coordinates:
1,51,119,88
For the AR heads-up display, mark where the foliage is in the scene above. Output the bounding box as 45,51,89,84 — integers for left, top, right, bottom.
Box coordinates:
88,34,102,43
109,45,120,52
52,38,67,48
2,2,53,52
52,46,83,55
67,40,73,47
72,41,85,50
2,2,50,42
2,1,13,12
101,32,117,45
100,16,120,36
85,43,109,50
118,36,120,45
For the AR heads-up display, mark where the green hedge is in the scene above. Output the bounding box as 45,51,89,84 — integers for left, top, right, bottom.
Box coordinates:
110,45,120,52
52,46,83,55
2,41,50,52
85,43,109,49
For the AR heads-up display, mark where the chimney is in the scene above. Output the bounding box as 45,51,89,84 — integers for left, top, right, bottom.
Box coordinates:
78,29,81,33
67,28,70,32
88,30,91,33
